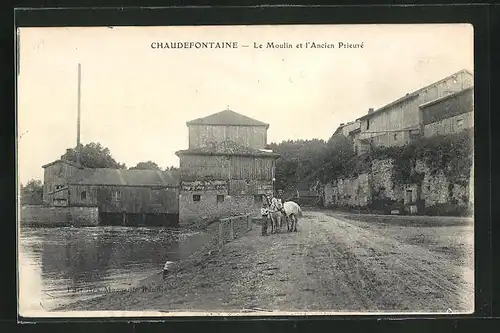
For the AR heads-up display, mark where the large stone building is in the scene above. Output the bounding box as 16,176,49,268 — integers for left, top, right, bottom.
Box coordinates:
41,159,179,226
322,70,474,215
356,69,474,152
175,109,279,225
420,86,474,138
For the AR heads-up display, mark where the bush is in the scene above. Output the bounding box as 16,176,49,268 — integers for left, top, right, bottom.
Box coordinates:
336,129,473,185
20,179,43,205
424,203,471,217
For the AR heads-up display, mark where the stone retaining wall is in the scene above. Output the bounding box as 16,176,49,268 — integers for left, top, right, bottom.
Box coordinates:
20,205,99,226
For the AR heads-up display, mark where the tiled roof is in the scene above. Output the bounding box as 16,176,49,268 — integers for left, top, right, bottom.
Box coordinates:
357,69,473,121
186,109,269,127
175,141,279,158
67,169,180,187
42,159,83,169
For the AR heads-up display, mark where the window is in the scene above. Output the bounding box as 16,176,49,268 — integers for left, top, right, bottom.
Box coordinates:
111,190,122,202
254,195,263,205
217,195,225,203
366,119,370,130
393,133,397,141
80,191,87,200
193,194,201,202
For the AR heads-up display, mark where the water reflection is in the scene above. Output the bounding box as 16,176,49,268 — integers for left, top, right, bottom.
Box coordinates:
19,226,211,312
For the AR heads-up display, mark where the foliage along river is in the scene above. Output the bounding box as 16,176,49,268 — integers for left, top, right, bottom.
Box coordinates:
18,226,211,313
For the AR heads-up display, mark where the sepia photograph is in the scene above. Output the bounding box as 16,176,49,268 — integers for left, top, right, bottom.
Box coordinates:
16,24,474,318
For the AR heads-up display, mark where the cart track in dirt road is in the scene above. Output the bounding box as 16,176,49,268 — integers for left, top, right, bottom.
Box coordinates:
314,212,473,312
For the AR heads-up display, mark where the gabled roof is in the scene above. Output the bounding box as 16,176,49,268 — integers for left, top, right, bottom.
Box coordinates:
186,109,269,128
333,121,361,135
358,69,473,121
42,159,83,169
68,169,180,187
175,140,279,158
357,93,420,121
419,86,474,109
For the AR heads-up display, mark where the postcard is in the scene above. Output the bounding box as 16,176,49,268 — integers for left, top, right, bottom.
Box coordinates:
17,23,474,318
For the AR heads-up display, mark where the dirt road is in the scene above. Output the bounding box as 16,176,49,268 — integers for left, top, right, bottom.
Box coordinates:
59,211,474,314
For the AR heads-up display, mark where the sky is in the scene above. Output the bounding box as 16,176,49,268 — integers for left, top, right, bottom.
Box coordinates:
17,24,473,185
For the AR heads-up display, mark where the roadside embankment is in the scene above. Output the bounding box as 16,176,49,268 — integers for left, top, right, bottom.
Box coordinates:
55,211,473,314
54,216,260,312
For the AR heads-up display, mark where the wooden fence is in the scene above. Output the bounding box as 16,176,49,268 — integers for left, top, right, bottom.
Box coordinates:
217,214,253,247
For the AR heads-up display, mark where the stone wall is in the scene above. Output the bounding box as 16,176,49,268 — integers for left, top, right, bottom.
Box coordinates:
70,206,99,226
323,157,472,215
415,160,471,213
415,160,449,206
325,173,370,207
370,159,403,200
20,206,99,226
324,159,401,209
179,191,261,226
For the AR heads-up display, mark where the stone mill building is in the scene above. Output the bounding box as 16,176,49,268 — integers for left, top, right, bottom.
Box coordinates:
175,109,280,225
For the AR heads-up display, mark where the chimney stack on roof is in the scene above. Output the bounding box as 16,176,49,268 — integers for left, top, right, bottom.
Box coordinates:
368,108,374,114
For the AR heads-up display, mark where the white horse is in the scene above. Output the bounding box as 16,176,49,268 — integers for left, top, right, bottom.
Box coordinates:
283,201,302,232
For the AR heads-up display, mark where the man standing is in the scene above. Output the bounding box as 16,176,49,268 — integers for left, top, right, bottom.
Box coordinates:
260,195,271,236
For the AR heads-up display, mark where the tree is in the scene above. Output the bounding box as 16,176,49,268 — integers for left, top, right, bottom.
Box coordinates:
130,161,161,170
164,166,179,172
318,134,356,182
269,135,357,189
269,139,329,191
61,142,126,169
20,179,43,205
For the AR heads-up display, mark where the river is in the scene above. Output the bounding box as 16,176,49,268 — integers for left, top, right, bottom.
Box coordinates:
18,226,212,314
